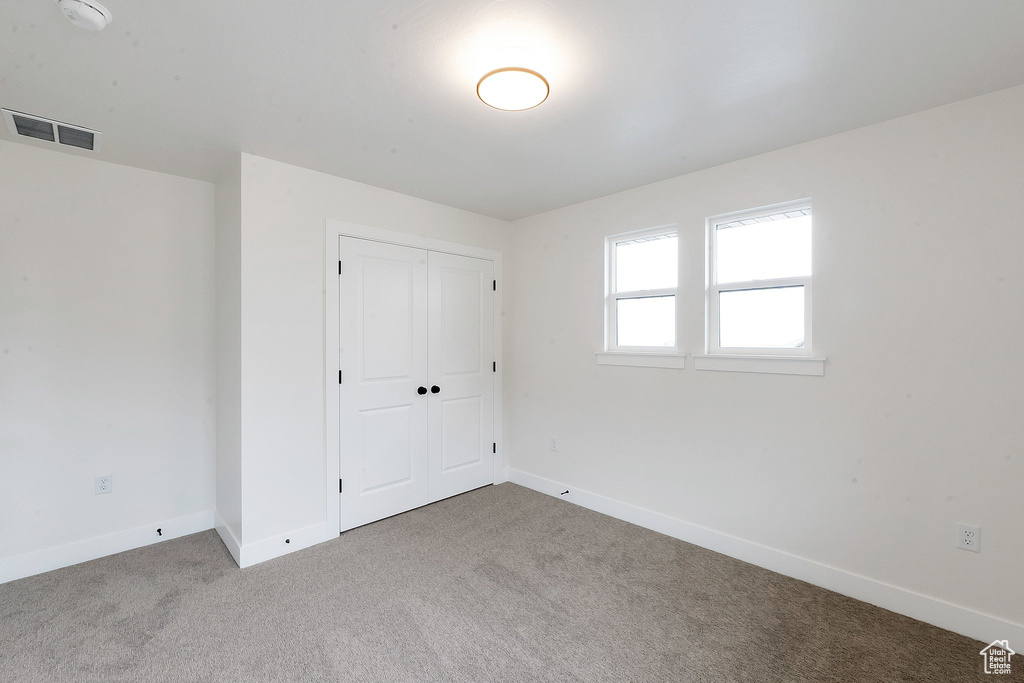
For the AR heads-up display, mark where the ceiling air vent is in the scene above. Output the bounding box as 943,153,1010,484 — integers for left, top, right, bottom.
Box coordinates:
2,108,102,152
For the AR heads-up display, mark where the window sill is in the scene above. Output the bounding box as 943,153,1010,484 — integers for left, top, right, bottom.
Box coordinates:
693,354,825,376
595,352,686,369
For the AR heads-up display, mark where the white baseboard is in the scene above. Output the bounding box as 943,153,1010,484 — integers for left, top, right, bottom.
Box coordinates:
236,521,331,568
508,468,1024,647
214,512,242,567
0,510,214,585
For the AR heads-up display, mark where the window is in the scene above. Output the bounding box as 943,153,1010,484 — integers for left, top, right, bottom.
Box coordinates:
707,201,812,356
605,226,678,352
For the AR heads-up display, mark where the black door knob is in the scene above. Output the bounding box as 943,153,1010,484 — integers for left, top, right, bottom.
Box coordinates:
417,386,427,395
430,385,440,394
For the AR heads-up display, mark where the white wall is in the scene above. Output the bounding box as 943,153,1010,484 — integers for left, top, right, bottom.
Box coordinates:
507,86,1024,632
233,154,508,559
0,140,216,580
214,160,243,560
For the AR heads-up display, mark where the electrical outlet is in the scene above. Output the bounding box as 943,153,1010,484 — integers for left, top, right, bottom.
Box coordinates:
956,523,980,553
550,437,558,452
95,475,112,495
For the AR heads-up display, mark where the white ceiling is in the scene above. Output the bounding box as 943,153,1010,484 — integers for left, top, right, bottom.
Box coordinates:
2,1,1023,220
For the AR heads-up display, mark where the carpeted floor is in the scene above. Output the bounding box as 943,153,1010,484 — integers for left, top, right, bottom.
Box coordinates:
0,483,1003,682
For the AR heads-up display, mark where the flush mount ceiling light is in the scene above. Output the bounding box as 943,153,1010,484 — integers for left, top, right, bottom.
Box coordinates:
476,67,549,111
56,0,112,31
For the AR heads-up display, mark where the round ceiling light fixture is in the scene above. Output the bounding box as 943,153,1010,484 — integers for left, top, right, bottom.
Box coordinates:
56,0,113,31
476,67,549,111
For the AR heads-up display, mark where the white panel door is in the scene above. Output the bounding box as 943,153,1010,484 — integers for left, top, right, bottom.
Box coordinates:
427,251,494,501
339,237,429,531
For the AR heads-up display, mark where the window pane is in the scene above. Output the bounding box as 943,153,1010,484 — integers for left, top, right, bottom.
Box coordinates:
615,234,677,292
719,286,803,348
716,213,810,283
617,296,675,347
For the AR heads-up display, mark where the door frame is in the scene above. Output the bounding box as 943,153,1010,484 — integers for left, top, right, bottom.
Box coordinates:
324,220,505,538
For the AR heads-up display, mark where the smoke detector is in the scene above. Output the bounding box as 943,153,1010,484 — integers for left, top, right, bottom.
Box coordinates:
56,0,112,31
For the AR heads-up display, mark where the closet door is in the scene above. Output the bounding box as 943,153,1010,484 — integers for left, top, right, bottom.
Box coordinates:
338,237,428,531
427,251,495,501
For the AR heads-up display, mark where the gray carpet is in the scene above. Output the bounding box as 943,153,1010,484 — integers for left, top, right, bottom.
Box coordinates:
0,484,1002,682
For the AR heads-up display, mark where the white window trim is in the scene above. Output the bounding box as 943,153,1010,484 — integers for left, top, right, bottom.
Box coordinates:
703,199,825,376
692,353,824,376
604,224,681,362
595,351,686,369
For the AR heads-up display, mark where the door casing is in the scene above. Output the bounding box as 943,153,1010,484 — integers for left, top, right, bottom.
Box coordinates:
324,220,505,538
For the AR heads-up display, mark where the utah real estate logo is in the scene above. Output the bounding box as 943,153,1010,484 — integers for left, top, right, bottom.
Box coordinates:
979,640,1014,675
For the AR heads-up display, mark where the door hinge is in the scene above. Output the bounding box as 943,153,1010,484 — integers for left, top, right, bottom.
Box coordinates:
492,442,496,453
339,370,343,384
492,279,496,291
492,361,496,372
338,261,343,275
339,479,343,493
